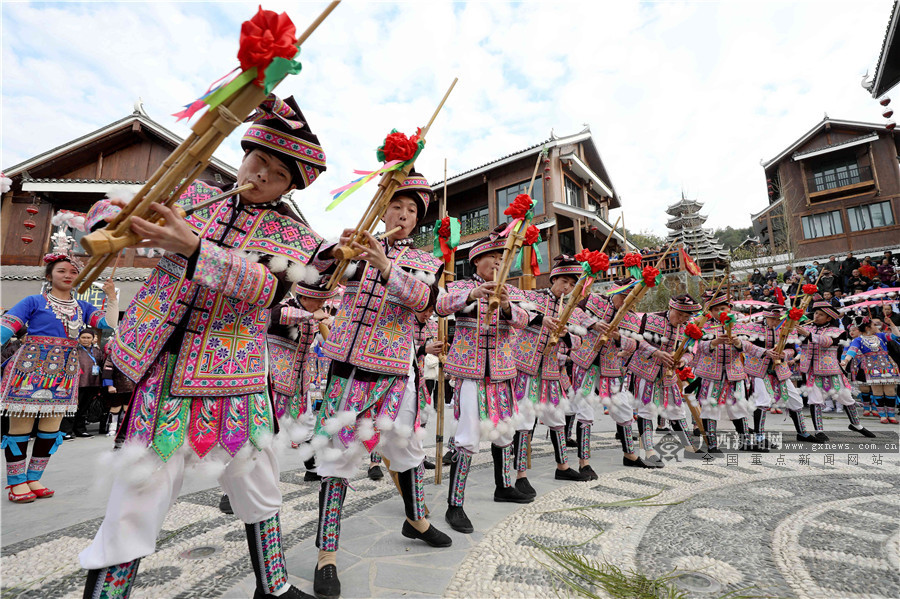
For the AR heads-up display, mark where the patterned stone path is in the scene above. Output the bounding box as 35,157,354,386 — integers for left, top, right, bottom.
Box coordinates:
1,424,898,598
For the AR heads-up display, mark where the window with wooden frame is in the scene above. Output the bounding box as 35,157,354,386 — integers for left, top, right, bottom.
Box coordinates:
801,209,843,240
496,179,544,223
563,176,581,208
847,201,895,232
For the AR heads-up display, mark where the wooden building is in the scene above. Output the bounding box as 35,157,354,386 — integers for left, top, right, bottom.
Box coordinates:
753,117,900,260
414,126,636,289
1,103,237,309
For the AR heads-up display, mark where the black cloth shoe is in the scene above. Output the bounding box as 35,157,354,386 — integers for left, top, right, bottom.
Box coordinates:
579,465,599,480
555,466,589,481
63,433,74,441
645,455,665,468
254,585,315,599
367,465,384,481
423,459,436,470
314,564,340,599
218,494,233,515
683,449,710,460
442,450,454,466
445,505,474,533
623,456,655,468
693,427,701,437
304,470,322,482
707,447,724,456
796,433,824,444
849,424,877,438
814,432,829,442
515,477,537,498
401,520,452,547
74,431,93,438
565,437,578,448
494,485,534,504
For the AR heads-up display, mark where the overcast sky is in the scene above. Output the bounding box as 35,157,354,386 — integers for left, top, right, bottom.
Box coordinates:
1,1,894,239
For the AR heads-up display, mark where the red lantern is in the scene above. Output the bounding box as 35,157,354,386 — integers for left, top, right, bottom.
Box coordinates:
21,234,33,244
883,107,894,118
880,96,891,106
23,219,36,229
543,157,550,165
887,121,896,131
26,205,39,215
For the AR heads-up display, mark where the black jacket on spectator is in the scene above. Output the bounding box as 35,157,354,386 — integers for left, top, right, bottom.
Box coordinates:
840,257,860,279
847,276,871,292
818,275,836,294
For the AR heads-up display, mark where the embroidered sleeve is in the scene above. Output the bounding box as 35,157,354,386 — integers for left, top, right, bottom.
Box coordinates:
386,266,431,311
619,335,638,355
191,238,278,308
810,333,834,348
741,339,767,359
279,306,314,326
79,300,109,330
843,338,862,360
1,296,36,346
311,241,337,272
436,287,470,316
508,303,529,329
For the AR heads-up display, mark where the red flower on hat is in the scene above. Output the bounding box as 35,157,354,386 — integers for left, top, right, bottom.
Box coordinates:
788,307,803,321
685,323,702,340
623,253,642,268
523,224,540,245
238,7,298,85
802,284,817,295
438,216,451,239
642,266,660,287
676,366,694,381
504,194,534,220
380,129,421,163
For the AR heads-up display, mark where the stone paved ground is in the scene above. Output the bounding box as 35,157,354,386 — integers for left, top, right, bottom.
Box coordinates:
1,409,898,599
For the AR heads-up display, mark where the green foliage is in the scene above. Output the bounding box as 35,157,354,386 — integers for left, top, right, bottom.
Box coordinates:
624,229,667,250
713,226,754,250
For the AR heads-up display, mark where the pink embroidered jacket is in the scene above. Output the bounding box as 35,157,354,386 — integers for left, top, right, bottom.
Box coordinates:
414,319,432,411
569,296,638,377
798,324,845,376
109,181,323,396
436,276,528,382
627,312,691,385
739,322,794,382
317,239,443,376
691,321,748,382
268,298,318,398
513,289,571,379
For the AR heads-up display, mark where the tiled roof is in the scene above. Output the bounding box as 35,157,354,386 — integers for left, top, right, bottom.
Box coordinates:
22,176,148,185
791,133,880,160
871,0,899,97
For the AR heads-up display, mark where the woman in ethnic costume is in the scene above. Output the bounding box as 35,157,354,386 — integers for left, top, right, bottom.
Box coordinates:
79,95,327,599
569,278,641,469
1,256,117,502
795,299,875,441
512,255,589,497
691,291,755,453
841,315,900,424
310,171,451,599
626,295,702,467
436,227,531,535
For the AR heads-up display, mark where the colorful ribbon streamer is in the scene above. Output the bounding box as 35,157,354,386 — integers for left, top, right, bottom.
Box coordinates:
433,217,461,264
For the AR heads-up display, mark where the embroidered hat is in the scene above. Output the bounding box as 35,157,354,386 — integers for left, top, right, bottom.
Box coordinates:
295,277,338,300
469,225,509,265
760,304,785,318
704,291,730,310
549,254,582,281
241,95,326,190
390,170,434,226
669,294,701,313
810,299,840,321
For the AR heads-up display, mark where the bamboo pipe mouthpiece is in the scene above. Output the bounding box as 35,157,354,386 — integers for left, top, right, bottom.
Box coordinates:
331,226,403,262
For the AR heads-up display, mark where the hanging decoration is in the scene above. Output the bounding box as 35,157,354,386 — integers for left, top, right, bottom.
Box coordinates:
432,216,461,265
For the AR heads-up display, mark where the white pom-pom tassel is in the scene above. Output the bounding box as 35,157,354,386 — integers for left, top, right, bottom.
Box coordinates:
268,255,289,274
375,414,394,432
297,443,315,462
357,418,376,442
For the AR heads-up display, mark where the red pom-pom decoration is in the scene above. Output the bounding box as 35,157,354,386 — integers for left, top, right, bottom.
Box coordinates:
575,249,609,274
623,252,642,268
788,307,803,321
238,7,298,85
504,194,534,220
802,284,817,295
717,311,731,324
685,323,702,340
380,129,421,163
438,216,451,238
642,265,660,287
523,224,540,245
676,366,694,381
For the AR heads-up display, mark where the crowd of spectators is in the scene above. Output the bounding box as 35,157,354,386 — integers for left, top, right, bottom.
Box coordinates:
741,250,900,305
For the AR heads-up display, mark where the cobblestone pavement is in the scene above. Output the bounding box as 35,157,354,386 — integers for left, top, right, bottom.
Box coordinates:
1,417,898,599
